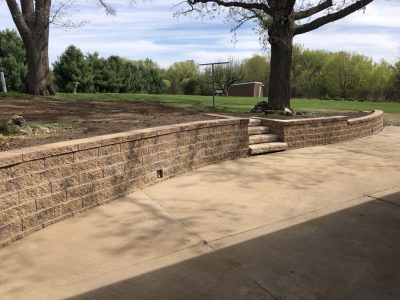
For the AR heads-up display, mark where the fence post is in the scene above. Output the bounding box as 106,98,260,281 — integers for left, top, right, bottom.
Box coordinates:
0,72,7,93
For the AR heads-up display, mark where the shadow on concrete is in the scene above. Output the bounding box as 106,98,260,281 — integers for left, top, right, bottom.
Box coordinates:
68,191,400,300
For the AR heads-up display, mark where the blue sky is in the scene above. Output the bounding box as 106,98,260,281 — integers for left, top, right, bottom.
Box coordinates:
0,0,399,67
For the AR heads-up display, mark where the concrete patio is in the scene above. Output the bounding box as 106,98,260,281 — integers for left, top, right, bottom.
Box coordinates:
0,126,399,300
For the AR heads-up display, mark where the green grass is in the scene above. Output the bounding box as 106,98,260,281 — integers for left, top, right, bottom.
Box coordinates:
291,98,400,114
0,91,43,101
2,91,400,114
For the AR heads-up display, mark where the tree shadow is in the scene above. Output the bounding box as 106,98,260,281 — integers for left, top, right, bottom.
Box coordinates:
68,192,400,300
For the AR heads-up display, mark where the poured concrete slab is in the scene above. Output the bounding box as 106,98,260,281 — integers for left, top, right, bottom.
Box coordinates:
0,126,399,300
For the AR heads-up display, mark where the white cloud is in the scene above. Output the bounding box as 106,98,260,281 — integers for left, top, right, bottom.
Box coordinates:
1,0,399,67
343,0,400,28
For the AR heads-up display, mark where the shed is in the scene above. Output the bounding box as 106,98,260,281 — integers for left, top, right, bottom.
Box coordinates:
228,82,264,97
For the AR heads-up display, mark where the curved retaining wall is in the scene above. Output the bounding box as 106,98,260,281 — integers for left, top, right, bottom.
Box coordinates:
0,118,249,248
259,110,384,148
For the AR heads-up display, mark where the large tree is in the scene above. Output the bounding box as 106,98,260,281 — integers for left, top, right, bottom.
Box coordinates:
53,45,93,92
184,0,374,110
165,60,200,95
4,0,113,95
243,54,270,94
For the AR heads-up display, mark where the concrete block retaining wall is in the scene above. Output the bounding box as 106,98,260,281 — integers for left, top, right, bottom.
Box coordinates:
0,118,249,248
259,110,384,148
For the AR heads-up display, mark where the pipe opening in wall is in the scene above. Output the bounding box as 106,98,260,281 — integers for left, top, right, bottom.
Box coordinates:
157,169,164,179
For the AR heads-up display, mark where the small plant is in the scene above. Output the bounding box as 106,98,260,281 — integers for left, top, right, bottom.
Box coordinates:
0,121,20,135
0,121,8,134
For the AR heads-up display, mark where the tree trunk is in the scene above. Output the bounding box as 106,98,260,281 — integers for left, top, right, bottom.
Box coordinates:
24,35,55,96
5,0,55,96
267,15,294,110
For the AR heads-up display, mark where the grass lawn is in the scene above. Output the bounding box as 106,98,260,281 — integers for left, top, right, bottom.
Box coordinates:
2,92,400,114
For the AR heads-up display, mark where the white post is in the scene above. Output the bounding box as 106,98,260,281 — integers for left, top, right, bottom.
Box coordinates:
0,72,7,93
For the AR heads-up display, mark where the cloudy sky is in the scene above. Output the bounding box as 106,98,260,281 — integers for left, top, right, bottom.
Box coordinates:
0,0,399,67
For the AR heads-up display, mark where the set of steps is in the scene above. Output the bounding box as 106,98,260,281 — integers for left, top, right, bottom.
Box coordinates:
248,118,288,155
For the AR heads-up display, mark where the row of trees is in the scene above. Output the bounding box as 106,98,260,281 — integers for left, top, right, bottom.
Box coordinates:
291,46,400,102
53,44,400,102
53,49,262,95
53,46,270,96
162,57,268,96
0,31,265,96
53,46,164,93
3,0,377,110
1,29,399,102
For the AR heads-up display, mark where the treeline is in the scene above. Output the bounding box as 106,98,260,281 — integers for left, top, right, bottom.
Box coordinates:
53,46,164,93
291,46,400,102
52,49,266,96
1,28,399,102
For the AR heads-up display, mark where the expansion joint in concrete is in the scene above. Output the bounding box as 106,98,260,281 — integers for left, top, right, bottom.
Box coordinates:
141,190,213,248
248,278,279,300
366,195,400,208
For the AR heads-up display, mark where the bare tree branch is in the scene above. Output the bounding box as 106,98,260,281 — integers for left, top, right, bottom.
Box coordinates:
295,0,373,35
97,0,116,15
230,13,258,32
21,0,34,16
5,0,31,37
294,0,333,20
49,0,88,28
186,0,271,14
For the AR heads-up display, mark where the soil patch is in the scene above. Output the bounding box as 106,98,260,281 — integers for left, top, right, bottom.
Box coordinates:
0,97,388,152
0,98,216,151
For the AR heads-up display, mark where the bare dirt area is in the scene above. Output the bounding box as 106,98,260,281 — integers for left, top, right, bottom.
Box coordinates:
0,98,391,152
0,98,216,151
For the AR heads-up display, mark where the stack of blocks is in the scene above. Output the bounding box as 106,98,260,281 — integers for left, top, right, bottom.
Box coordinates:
0,118,249,248
260,110,384,149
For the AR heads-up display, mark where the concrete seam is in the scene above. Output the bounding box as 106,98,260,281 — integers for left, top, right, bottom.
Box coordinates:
66,241,212,288
365,195,400,208
211,250,279,299
207,194,372,244
248,278,279,300
141,190,211,245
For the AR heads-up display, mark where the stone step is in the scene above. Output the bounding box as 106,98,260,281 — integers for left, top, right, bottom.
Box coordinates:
249,142,288,155
249,134,279,145
249,118,262,127
248,126,270,135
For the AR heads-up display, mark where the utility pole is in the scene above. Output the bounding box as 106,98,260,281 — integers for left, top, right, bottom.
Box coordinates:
199,61,229,109
0,60,7,93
